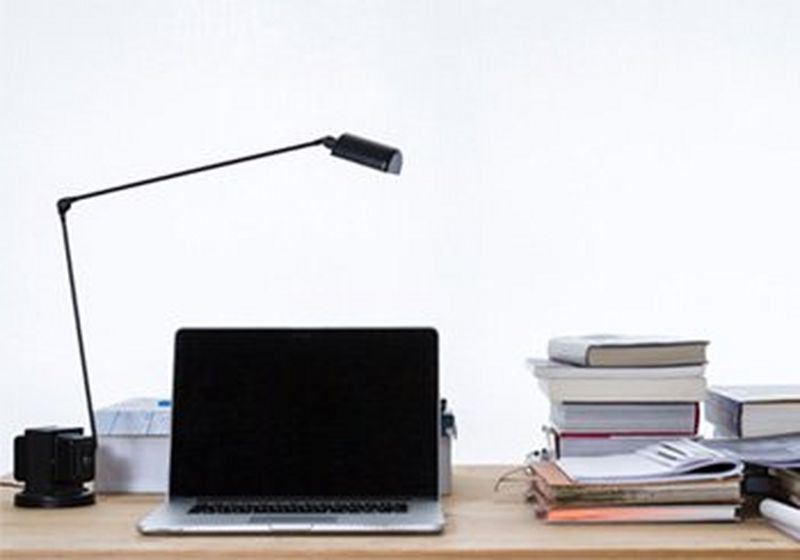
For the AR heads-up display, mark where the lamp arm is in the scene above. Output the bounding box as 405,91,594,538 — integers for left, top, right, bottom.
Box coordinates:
57,136,335,214
56,135,336,446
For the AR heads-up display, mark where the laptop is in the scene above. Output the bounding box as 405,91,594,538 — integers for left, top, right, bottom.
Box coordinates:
138,327,444,534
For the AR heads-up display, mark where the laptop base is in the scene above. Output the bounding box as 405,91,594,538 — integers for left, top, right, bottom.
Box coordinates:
138,498,444,534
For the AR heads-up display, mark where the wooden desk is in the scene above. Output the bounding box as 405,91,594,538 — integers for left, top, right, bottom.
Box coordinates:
2,466,798,559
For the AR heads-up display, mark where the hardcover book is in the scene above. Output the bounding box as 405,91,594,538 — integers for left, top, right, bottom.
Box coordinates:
547,334,708,367
550,402,699,435
529,497,740,523
529,360,707,402
543,426,693,458
705,385,800,438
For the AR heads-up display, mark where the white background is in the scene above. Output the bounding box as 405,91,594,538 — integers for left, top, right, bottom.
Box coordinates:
2,0,800,473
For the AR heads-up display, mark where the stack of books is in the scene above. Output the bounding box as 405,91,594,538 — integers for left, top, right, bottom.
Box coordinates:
527,439,743,522
705,385,800,438
529,335,709,457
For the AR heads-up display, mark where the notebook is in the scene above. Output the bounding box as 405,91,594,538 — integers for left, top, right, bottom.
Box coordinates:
138,328,444,534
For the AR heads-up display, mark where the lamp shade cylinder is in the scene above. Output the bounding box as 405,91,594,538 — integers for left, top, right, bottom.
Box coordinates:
329,134,402,174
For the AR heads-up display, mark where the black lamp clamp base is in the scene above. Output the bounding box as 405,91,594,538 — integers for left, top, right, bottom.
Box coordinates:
12,132,402,508
14,427,96,508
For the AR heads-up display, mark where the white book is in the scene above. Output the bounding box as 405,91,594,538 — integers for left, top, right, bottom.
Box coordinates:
537,377,708,403
557,439,743,484
529,359,706,379
528,360,707,402
548,334,708,367
550,402,698,434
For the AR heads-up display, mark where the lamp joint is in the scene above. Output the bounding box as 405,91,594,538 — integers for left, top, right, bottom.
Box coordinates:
57,197,73,216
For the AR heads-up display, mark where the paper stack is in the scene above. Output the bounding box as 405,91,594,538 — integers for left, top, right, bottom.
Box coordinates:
529,335,708,457
527,439,743,523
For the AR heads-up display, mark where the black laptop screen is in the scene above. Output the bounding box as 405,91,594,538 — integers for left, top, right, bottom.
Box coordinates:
169,328,439,498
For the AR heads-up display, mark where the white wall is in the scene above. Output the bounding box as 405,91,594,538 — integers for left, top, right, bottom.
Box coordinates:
2,0,800,472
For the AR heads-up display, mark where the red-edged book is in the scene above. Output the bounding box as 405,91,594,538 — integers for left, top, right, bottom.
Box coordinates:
546,402,699,457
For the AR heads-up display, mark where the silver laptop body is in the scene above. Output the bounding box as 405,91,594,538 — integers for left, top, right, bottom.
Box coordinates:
138,328,444,534
138,497,443,534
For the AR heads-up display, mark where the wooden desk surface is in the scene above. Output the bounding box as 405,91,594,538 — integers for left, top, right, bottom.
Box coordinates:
2,465,798,559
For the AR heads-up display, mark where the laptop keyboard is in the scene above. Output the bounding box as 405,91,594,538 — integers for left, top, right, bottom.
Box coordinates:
188,500,409,515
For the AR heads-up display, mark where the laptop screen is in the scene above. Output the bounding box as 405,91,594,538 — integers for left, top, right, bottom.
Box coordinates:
169,328,439,498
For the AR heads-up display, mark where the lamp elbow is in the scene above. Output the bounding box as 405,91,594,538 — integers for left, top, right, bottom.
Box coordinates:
57,197,73,216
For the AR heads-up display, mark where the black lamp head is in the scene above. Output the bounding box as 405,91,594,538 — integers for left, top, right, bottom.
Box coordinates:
325,133,402,174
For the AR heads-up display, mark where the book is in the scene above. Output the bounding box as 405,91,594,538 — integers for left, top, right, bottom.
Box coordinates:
547,334,708,367
544,426,690,458
705,385,800,438
529,460,742,506
536,377,707,403
556,439,743,484
529,359,706,379
550,402,699,434
530,361,707,402
529,498,740,523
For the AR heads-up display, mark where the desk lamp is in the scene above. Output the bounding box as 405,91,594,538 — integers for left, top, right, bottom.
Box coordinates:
12,133,403,508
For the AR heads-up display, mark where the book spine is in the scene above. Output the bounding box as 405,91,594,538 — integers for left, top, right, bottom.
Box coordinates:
550,402,700,434
542,426,562,459
705,392,742,437
534,361,706,379
545,505,740,523
551,483,741,506
542,377,707,402
557,430,698,438
735,399,745,438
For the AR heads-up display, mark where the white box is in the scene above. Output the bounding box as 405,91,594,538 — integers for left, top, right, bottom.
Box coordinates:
95,398,171,493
